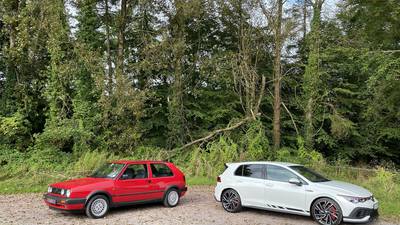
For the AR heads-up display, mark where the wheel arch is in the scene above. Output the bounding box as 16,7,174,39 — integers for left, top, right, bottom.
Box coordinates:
309,195,343,215
163,185,179,198
85,191,112,206
220,187,240,200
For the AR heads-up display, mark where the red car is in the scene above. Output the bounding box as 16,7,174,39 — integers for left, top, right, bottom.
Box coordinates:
43,160,187,218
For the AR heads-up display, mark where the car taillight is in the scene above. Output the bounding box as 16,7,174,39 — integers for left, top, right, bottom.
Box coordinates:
217,176,221,182
183,175,186,182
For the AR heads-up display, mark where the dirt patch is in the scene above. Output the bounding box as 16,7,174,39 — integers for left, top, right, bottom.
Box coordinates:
0,186,395,225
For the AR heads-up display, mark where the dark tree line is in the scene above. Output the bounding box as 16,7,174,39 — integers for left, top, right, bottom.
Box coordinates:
0,0,399,164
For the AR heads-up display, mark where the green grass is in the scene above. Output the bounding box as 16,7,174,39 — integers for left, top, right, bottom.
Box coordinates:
186,176,215,185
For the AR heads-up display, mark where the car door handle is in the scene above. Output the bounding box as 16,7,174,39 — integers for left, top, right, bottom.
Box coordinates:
265,183,273,187
147,180,152,183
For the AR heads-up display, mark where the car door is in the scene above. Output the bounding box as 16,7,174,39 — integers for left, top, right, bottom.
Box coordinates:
232,164,266,207
148,163,176,200
264,164,306,211
113,163,153,203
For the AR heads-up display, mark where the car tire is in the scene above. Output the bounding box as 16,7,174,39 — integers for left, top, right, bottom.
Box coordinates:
163,188,180,207
311,197,343,225
85,195,110,219
221,189,242,213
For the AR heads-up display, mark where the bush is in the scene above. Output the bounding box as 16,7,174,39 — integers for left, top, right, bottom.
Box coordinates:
71,150,114,176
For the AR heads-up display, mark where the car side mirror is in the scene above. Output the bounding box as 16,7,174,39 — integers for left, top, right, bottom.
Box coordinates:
121,174,129,180
289,178,302,186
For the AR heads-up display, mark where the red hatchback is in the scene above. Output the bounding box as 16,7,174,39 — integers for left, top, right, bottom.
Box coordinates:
43,160,187,218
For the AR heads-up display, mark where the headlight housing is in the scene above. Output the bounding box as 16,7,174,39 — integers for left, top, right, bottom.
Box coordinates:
339,194,371,203
66,189,71,198
61,189,65,195
47,186,52,193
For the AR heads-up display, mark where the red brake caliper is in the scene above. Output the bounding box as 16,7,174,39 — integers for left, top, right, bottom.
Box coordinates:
330,206,337,220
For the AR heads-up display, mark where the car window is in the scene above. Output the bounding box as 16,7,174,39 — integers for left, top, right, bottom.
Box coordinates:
90,163,125,178
151,163,173,177
266,165,298,182
234,165,243,176
234,164,264,179
289,166,330,182
121,164,148,179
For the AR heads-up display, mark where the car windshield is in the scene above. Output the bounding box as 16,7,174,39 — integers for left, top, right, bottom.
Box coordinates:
89,163,125,178
289,166,330,182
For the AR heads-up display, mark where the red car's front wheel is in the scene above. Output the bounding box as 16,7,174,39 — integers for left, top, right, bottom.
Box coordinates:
85,195,110,219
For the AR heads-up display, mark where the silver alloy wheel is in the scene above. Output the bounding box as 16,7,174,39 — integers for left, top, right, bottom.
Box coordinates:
167,190,179,206
313,200,339,225
91,198,108,217
222,190,240,211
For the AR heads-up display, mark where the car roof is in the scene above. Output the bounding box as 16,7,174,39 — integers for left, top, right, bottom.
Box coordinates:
110,160,169,164
228,161,301,167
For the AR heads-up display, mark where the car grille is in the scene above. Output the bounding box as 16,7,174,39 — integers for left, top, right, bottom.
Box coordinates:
51,187,62,195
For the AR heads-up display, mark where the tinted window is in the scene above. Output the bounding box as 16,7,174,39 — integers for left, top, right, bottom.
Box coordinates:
234,164,264,179
234,165,243,176
121,164,148,179
289,166,330,182
266,165,298,182
151,163,173,177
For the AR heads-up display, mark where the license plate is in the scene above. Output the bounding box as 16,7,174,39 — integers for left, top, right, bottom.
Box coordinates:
47,198,56,204
373,203,378,209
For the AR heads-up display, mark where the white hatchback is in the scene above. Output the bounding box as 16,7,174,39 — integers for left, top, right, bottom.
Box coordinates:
214,162,379,225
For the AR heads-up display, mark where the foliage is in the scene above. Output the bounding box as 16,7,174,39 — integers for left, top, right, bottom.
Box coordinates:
0,0,399,220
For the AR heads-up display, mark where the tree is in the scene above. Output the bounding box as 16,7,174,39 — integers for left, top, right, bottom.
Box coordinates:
302,0,324,149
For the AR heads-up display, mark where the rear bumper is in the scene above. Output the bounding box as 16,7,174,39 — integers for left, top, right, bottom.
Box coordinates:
43,193,86,211
180,187,188,197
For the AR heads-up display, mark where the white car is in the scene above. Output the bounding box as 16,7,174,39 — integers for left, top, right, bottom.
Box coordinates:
214,162,379,225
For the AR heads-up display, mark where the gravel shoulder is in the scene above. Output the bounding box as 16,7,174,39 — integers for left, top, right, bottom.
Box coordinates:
0,186,396,225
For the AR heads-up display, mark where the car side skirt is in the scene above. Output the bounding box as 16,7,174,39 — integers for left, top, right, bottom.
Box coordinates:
244,204,310,217
112,198,163,207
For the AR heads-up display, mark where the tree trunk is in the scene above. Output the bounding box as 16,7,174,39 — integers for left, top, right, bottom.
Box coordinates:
303,0,324,149
167,1,186,148
302,0,307,39
105,0,113,95
273,0,283,151
116,0,127,94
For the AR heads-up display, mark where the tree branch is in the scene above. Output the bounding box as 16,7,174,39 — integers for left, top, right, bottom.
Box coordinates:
178,116,255,150
281,101,299,135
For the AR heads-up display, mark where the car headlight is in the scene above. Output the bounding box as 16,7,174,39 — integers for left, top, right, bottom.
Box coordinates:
338,194,369,203
61,189,65,195
48,186,52,193
66,189,71,198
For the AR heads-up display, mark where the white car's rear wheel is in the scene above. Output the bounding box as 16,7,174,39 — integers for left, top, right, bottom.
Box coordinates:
311,198,342,225
221,189,242,213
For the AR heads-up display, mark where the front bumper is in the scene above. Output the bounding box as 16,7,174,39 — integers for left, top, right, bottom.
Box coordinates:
43,193,86,211
343,207,379,223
